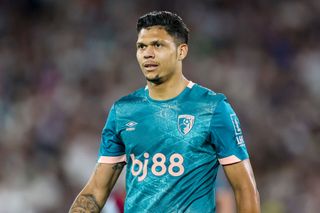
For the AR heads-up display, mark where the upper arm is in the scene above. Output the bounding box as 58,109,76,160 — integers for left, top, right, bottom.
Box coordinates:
86,104,126,202
222,159,257,192
70,105,126,212
98,104,126,160
210,97,249,164
222,159,260,213
93,104,126,197
211,98,260,212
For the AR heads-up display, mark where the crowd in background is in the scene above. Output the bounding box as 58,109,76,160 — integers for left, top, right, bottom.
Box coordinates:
0,0,319,212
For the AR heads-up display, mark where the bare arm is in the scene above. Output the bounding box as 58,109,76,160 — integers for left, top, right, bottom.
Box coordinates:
69,162,125,213
223,159,260,213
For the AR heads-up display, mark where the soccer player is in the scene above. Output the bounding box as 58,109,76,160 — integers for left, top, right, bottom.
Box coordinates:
69,11,260,213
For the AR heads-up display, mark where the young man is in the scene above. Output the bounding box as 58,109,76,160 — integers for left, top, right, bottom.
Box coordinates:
69,11,260,213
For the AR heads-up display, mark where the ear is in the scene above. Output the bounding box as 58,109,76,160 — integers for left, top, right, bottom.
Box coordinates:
177,44,188,61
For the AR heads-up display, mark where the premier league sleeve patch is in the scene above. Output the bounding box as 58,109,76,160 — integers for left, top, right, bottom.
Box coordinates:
230,113,245,146
178,114,195,135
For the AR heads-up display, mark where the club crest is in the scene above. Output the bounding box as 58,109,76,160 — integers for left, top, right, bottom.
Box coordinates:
178,115,195,135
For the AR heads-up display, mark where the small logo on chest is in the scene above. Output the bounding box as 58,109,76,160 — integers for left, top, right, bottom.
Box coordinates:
126,121,138,131
178,114,195,135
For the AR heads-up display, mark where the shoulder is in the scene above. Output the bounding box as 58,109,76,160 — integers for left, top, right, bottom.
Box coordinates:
113,87,147,108
191,83,227,104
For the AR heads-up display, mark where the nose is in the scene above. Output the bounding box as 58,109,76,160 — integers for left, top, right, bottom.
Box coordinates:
144,46,155,59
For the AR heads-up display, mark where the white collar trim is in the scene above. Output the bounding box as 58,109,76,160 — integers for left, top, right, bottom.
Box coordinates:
187,81,195,88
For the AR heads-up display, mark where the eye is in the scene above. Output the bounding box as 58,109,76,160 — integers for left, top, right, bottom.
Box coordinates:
155,43,162,48
137,44,146,49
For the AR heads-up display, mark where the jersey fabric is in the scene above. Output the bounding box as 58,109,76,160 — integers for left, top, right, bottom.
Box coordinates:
98,81,249,213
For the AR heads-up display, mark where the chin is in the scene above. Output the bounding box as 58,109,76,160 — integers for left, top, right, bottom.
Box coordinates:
146,75,163,85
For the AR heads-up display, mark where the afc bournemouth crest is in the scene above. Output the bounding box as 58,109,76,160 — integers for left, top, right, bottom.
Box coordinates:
178,114,195,135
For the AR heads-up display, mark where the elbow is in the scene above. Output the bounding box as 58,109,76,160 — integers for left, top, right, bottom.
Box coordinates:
250,181,260,204
234,184,261,212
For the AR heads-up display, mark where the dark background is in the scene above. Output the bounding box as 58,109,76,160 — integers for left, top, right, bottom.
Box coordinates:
0,0,319,212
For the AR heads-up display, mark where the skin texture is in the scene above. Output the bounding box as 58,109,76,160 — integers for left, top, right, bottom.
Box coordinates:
69,25,260,213
136,26,189,100
223,159,260,213
69,162,125,213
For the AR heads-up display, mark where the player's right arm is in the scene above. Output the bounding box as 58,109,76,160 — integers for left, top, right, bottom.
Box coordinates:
69,162,125,213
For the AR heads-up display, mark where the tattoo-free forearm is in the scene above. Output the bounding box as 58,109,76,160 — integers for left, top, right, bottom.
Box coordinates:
234,187,260,213
70,194,101,213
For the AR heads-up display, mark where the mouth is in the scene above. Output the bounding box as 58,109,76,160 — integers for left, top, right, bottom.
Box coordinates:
143,62,159,71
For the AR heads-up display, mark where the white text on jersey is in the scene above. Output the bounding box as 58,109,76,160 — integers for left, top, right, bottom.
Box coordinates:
130,153,185,181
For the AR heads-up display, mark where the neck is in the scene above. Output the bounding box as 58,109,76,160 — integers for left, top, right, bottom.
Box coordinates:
147,74,189,100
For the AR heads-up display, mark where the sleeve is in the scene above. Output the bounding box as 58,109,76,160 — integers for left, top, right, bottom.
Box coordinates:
97,104,126,164
210,97,249,165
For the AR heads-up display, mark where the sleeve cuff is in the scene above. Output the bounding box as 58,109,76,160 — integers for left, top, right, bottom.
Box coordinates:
98,155,126,163
218,155,242,165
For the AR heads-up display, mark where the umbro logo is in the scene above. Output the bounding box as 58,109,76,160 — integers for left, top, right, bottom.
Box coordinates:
126,121,138,131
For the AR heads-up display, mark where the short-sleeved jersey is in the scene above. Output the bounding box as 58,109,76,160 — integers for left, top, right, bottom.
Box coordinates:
98,82,249,213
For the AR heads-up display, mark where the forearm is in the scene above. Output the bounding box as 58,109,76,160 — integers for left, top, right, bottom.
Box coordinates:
69,180,110,213
69,162,125,213
234,187,260,213
69,192,102,213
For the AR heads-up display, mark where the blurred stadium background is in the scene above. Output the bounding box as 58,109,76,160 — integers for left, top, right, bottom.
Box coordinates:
0,0,319,212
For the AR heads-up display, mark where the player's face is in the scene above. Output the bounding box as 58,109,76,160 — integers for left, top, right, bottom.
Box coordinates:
136,26,181,84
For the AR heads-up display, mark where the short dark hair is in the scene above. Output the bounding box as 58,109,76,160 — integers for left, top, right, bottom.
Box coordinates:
137,11,189,45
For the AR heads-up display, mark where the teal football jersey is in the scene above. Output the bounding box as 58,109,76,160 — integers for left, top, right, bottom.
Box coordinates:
98,81,249,213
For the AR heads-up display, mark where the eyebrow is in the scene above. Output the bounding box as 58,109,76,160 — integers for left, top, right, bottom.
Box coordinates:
136,40,165,46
